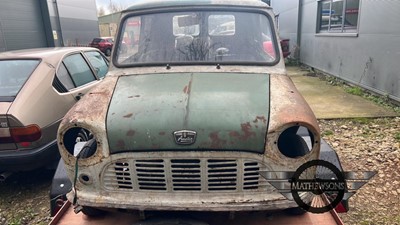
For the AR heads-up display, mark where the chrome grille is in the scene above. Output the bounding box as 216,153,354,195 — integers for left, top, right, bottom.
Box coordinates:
103,162,133,189
207,159,237,191
171,159,201,191
136,159,166,191
103,158,267,192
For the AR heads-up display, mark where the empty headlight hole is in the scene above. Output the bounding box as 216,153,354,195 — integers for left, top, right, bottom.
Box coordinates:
277,126,315,158
62,127,97,158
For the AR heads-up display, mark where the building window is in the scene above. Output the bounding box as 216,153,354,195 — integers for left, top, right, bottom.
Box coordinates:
318,0,359,33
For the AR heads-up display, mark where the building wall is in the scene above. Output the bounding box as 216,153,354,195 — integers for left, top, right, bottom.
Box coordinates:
49,0,100,46
270,0,299,58
0,0,49,51
0,0,99,52
271,0,400,102
98,12,121,38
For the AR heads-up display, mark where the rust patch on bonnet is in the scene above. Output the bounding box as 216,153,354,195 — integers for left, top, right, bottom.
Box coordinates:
183,80,192,94
126,130,135,136
229,131,240,137
253,116,267,124
241,122,256,140
229,124,257,141
159,132,166,136
209,132,227,148
116,140,126,149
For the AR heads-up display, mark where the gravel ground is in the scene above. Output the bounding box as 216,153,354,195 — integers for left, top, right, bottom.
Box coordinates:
0,169,53,225
0,118,399,225
320,117,400,225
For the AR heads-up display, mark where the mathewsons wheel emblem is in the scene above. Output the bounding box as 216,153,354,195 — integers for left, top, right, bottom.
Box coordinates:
173,130,197,145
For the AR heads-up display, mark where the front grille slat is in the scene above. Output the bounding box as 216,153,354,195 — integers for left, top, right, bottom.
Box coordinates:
103,158,267,192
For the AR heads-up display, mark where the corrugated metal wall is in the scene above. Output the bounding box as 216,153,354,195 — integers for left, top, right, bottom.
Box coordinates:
0,0,100,52
0,0,48,51
55,0,100,46
271,0,400,103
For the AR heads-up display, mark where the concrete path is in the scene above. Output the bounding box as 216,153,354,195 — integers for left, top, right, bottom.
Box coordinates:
287,66,399,119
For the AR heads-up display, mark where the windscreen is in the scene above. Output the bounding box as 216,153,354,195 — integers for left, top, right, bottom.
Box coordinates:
115,10,278,65
0,60,40,98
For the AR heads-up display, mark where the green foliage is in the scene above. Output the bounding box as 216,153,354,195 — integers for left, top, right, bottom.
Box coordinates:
322,130,334,136
395,132,400,141
314,69,400,114
345,86,364,96
285,58,300,66
351,117,372,124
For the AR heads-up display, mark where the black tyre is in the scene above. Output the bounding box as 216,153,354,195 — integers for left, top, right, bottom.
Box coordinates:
284,207,307,215
81,206,105,217
105,48,111,56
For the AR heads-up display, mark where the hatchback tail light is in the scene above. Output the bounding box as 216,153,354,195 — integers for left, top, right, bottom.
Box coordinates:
0,124,42,144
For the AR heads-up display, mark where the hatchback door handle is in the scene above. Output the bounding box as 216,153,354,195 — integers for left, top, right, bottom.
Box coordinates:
75,93,84,101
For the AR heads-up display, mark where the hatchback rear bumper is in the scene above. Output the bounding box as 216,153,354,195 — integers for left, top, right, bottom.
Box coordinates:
0,140,60,172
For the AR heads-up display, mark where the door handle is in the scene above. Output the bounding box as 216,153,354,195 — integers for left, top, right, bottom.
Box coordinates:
75,93,84,101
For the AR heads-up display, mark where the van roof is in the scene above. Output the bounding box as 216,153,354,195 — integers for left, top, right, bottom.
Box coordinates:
125,0,270,12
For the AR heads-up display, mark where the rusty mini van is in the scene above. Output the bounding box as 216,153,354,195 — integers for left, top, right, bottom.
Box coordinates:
57,0,320,216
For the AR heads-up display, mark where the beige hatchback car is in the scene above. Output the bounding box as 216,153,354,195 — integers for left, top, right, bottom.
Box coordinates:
0,47,108,174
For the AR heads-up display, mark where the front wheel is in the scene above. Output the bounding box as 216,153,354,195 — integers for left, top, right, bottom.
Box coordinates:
105,48,111,56
284,207,307,215
81,206,105,217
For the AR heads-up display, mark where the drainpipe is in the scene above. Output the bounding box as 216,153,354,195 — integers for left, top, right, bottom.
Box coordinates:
53,0,64,46
296,0,303,59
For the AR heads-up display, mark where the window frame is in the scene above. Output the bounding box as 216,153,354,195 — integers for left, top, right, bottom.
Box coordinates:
83,50,109,79
316,0,360,36
113,7,281,68
53,50,108,93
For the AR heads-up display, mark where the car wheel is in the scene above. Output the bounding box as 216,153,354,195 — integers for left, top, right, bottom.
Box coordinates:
284,207,307,215
105,48,111,56
81,206,105,217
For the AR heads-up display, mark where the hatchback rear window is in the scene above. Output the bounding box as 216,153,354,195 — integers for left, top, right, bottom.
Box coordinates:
0,59,40,98
92,38,103,43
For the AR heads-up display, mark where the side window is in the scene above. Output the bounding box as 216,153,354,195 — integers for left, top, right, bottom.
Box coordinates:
55,63,75,91
63,54,96,87
317,0,359,33
85,51,109,78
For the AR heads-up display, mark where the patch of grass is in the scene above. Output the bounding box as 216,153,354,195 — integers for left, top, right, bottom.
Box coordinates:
351,117,372,124
345,86,364,96
308,67,400,114
7,207,36,225
320,74,344,86
322,130,334,136
395,132,400,141
285,58,300,66
359,221,372,225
